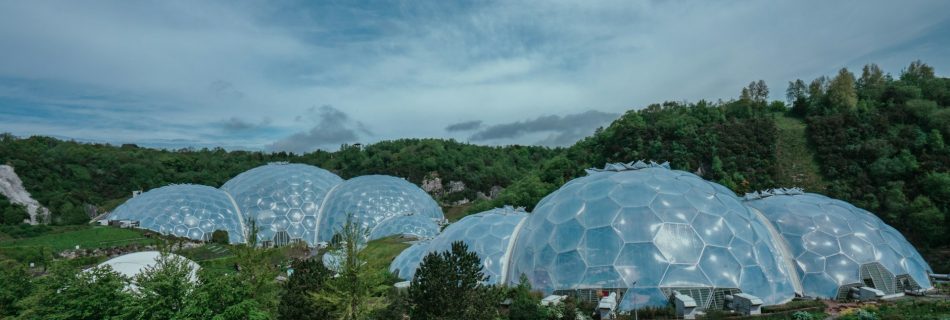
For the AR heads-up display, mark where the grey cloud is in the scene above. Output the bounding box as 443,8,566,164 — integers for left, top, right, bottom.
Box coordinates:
469,110,618,147
445,120,482,132
209,80,245,100
267,105,369,154
221,117,271,133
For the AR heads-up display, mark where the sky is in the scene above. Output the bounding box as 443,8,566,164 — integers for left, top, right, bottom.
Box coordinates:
0,1,948,153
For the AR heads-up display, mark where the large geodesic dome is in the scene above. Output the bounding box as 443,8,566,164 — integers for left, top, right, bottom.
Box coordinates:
744,189,934,299
220,163,344,246
109,184,246,243
319,175,444,243
389,206,528,284
505,162,798,310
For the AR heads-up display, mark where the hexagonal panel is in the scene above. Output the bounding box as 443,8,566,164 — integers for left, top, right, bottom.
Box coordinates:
581,227,623,266
692,212,733,247
612,207,662,243
550,218,585,253
554,251,586,288
608,182,658,207
838,234,874,263
582,198,621,228
615,242,668,287
654,223,703,264
650,194,698,223
699,246,741,287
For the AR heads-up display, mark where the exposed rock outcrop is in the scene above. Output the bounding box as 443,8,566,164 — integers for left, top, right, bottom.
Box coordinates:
0,165,50,224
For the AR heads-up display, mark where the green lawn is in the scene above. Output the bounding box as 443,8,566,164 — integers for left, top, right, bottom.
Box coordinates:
0,225,155,251
0,225,157,265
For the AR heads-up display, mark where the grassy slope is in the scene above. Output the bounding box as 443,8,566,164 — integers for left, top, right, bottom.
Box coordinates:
772,114,828,192
443,203,474,222
363,236,412,275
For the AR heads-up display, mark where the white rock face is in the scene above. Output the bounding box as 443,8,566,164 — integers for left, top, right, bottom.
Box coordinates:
0,165,50,224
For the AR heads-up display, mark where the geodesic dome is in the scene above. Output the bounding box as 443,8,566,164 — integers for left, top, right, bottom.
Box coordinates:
109,184,246,243
388,206,529,284
390,240,431,280
318,175,444,243
506,162,798,310
367,214,441,241
744,190,934,298
220,163,344,246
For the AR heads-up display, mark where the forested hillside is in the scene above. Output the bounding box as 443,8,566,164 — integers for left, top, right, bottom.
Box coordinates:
1,60,947,258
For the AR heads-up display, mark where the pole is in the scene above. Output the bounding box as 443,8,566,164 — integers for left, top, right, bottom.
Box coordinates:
632,281,638,320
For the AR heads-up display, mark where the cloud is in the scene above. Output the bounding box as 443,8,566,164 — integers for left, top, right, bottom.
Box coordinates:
220,116,271,133
445,120,483,132
469,110,618,146
267,105,369,154
0,1,948,149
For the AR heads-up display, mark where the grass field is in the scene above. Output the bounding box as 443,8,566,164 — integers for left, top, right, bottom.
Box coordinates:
0,225,155,251
773,114,828,192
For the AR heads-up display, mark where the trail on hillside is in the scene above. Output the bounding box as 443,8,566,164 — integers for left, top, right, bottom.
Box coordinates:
772,115,827,193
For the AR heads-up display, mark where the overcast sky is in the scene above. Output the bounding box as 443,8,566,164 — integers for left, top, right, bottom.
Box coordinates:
1,1,948,153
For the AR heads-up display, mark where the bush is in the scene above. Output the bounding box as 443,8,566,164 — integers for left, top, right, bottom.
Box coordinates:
210,230,229,245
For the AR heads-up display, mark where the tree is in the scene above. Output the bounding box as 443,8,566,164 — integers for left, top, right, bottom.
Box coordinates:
786,79,808,105
739,80,768,104
901,60,935,85
211,230,230,245
507,275,543,320
857,63,887,100
311,213,383,320
124,253,197,320
279,259,332,320
827,68,858,111
0,198,28,225
17,264,131,320
409,241,500,320
0,260,32,317
179,271,269,320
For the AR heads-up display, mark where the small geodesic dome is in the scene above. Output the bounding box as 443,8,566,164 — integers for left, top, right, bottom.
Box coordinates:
220,163,344,246
744,189,934,298
388,206,529,284
96,251,200,287
505,161,798,310
390,240,431,280
318,175,444,243
109,184,246,243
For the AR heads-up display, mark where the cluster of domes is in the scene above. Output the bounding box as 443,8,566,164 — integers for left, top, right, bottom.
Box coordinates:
390,161,934,312
108,163,444,246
